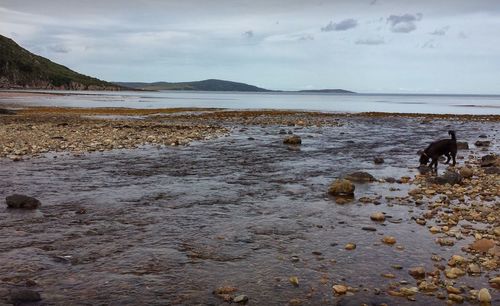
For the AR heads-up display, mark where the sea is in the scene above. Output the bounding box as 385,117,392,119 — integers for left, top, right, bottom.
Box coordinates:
1,90,499,115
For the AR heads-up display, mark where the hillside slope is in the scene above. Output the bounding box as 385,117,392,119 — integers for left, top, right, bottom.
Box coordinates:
0,35,121,90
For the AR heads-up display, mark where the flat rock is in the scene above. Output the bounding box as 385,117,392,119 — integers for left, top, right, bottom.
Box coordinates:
484,166,500,174
5,194,41,209
480,154,497,167
456,141,469,150
428,171,462,185
408,267,426,279
344,171,375,182
332,285,347,295
475,140,490,147
370,212,385,222
233,295,249,303
373,157,384,164
470,239,495,253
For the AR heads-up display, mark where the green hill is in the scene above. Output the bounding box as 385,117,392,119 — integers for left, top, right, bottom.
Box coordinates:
0,34,122,90
115,79,271,92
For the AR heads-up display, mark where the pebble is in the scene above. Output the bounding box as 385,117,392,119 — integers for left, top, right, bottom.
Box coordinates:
370,212,385,222
408,267,426,279
382,236,396,245
478,288,491,303
233,295,249,303
448,293,464,303
345,243,356,250
289,276,299,287
332,285,347,295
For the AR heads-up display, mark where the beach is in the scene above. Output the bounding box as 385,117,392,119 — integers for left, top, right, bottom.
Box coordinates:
1,95,499,305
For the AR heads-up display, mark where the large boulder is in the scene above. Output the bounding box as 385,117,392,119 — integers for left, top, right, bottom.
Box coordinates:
5,194,41,209
328,179,355,196
428,171,462,185
344,171,376,182
283,135,301,145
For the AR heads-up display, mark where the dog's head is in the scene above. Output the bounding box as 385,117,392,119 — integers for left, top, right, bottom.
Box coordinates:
419,153,429,165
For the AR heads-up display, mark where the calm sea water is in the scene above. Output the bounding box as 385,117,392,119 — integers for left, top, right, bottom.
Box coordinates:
1,90,499,115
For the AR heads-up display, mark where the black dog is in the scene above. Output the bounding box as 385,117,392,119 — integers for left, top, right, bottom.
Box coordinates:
419,131,457,171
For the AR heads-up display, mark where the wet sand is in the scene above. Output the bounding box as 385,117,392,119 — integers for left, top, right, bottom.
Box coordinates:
0,106,499,305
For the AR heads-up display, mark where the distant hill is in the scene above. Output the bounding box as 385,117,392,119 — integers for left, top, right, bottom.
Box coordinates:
298,89,355,94
0,34,122,90
115,79,272,92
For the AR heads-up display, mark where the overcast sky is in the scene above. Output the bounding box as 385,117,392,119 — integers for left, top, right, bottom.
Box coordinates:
1,0,500,93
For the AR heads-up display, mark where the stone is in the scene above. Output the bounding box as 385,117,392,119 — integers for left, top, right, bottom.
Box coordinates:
328,179,355,196
446,286,461,294
0,108,16,115
373,157,384,164
345,243,356,250
382,236,396,245
475,140,490,147
289,276,299,286
480,154,497,167
456,142,469,150
470,239,495,253
448,255,466,266
283,135,301,145
467,263,481,274
362,226,377,232
459,167,473,178
448,293,464,303
484,167,500,174
332,285,347,295
9,289,41,303
428,171,462,185
408,267,426,279
370,212,385,222
344,171,375,182
5,194,41,209
233,295,249,303
489,277,500,289
418,165,432,174
478,288,491,303
385,177,396,183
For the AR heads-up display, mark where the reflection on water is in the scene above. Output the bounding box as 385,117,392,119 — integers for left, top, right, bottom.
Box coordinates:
0,117,498,304
1,90,500,114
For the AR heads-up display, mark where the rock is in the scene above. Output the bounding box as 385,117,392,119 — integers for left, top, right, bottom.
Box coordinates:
479,134,488,138
370,212,385,222
459,167,473,178
470,239,495,253
428,171,462,185
446,286,462,294
345,243,356,250
448,293,464,303
478,288,491,303
373,157,384,164
279,129,287,135
9,289,41,303
332,285,347,295
5,194,41,209
328,179,355,196
344,171,375,182
480,154,497,167
283,135,301,145
446,268,465,279
467,263,481,274
475,140,490,147
289,276,299,286
382,236,396,245
408,267,426,279
484,167,500,174
0,108,16,115
417,165,432,174
448,255,466,266
362,226,377,232
489,277,500,289
385,177,396,183
457,142,469,150
334,196,353,204
233,295,249,303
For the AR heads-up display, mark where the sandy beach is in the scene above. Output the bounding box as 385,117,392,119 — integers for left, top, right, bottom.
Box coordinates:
1,100,499,305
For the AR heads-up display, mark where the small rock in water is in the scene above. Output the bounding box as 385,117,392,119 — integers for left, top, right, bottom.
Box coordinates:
408,267,426,279
448,293,464,303
373,157,384,164
362,226,377,232
344,171,376,182
345,243,356,250
370,212,385,222
332,284,347,295
5,194,41,209
328,179,355,196
233,295,249,303
478,288,491,303
456,141,469,150
9,289,41,303
382,236,396,245
428,171,462,185
459,167,473,178
283,135,302,145
289,276,299,287
480,154,497,167
475,140,490,147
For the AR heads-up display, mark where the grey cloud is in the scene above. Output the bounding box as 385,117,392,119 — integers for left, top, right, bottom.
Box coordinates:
321,18,358,32
422,39,436,48
387,13,423,33
298,34,314,41
459,31,468,39
48,44,71,53
355,38,385,45
370,0,378,5
430,26,450,36
242,30,254,38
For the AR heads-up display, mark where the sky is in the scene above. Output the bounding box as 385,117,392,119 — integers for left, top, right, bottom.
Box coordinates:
1,0,500,94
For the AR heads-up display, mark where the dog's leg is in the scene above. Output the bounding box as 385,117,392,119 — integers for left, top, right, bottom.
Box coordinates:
452,153,456,166
444,153,451,164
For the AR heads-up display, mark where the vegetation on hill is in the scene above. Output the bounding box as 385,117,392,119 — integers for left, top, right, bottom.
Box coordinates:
115,79,271,92
0,34,122,90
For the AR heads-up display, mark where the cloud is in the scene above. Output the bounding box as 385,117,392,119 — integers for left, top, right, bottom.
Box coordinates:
387,13,423,33
355,37,385,45
298,34,314,41
430,26,450,36
242,30,254,38
459,31,468,39
321,18,358,32
370,0,378,5
48,44,71,53
422,39,436,49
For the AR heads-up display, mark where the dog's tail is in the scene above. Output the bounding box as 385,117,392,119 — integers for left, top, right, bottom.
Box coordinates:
448,130,456,140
